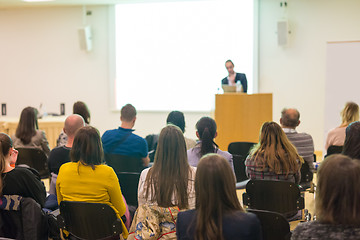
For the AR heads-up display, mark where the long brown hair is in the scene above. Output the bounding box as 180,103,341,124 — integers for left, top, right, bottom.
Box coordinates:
316,154,360,225
144,124,191,209
0,133,13,195
196,117,218,157
15,107,38,144
70,126,103,170
250,121,303,175
73,101,91,124
194,154,243,240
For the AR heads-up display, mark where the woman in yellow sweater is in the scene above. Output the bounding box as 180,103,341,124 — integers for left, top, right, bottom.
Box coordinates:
56,126,128,238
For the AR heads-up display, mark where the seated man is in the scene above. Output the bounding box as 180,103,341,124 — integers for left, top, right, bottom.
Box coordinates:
280,108,315,174
102,104,149,167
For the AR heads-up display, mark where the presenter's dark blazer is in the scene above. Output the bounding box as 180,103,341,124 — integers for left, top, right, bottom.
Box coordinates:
222,73,248,93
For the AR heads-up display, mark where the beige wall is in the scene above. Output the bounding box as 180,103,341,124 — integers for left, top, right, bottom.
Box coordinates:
2,1,360,151
259,0,360,151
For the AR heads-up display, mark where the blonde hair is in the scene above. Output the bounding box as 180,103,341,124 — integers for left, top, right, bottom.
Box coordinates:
250,122,303,176
316,154,360,225
341,102,359,126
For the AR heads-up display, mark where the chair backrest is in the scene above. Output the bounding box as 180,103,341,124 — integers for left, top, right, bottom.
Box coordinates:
58,201,122,240
15,148,49,179
117,172,140,206
242,180,304,216
247,209,291,240
104,153,143,173
300,161,313,184
232,154,248,182
228,142,256,156
326,145,343,157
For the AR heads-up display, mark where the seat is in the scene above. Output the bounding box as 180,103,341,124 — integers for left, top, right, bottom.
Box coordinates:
325,145,343,157
104,154,143,206
232,154,248,182
228,142,255,183
0,195,48,240
57,201,123,240
15,148,49,179
247,209,291,240
117,173,140,206
104,153,144,173
228,141,256,156
242,180,305,218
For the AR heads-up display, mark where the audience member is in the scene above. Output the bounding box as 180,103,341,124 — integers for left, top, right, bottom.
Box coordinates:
167,111,196,149
129,125,196,239
280,108,315,172
12,106,50,157
325,101,359,153
187,117,234,172
245,121,303,183
137,124,196,208
57,101,91,147
56,126,128,238
48,114,85,194
0,133,46,207
342,121,360,159
177,154,262,240
292,154,360,239
102,104,149,167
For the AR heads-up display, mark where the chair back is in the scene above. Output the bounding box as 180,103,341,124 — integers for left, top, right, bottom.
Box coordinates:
117,173,140,206
299,161,313,190
15,148,49,179
247,209,291,240
58,201,122,240
228,142,256,156
325,145,343,157
104,153,143,173
242,180,304,216
232,154,248,182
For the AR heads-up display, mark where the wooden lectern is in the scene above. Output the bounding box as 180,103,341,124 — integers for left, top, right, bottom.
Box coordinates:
215,93,273,150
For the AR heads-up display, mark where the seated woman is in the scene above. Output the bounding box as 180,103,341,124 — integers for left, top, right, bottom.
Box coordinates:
245,121,303,183
12,106,50,157
325,101,359,154
187,117,234,172
57,101,91,147
292,154,360,239
56,126,128,238
0,133,46,207
177,154,262,240
129,125,196,239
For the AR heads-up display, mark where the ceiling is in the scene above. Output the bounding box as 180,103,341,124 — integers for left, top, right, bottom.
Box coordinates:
0,0,178,8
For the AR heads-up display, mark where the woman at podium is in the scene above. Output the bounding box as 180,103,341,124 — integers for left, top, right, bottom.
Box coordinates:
221,60,248,93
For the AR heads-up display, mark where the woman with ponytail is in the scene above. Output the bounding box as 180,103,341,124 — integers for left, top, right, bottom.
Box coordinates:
187,117,234,172
0,133,46,207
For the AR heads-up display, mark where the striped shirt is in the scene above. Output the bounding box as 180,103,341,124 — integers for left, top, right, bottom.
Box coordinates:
283,128,315,172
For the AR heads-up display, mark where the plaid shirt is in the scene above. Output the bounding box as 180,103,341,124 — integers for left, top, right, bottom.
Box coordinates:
245,155,301,184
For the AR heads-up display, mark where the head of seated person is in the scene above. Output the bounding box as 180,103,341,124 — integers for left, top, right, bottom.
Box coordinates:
340,102,359,127
15,106,39,145
166,111,186,133
195,117,218,157
73,101,91,125
120,104,137,129
246,121,303,183
63,114,85,147
176,154,261,239
142,124,194,209
343,121,360,159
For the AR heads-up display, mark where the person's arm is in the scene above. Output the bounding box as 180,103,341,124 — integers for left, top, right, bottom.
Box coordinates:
142,155,150,167
21,168,47,207
141,139,150,167
40,130,51,157
240,74,248,93
137,169,148,206
56,170,64,204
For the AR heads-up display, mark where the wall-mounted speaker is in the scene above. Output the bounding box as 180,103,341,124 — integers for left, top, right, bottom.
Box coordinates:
78,25,92,52
277,20,288,46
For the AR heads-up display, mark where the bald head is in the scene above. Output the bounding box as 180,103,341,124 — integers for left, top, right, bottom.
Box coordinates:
280,108,300,129
64,114,85,138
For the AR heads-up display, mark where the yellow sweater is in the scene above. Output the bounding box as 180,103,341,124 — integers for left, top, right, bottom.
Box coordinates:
56,162,129,238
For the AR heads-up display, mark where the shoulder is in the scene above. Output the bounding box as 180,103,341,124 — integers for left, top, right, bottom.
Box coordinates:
102,128,117,137
216,149,232,159
292,221,326,239
36,130,46,137
178,209,196,220
140,167,151,179
9,167,40,180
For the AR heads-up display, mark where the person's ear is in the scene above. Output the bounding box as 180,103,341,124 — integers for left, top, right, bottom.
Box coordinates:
280,118,283,125
297,120,301,127
196,131,200,139
63,127,67,134
214,132,218,138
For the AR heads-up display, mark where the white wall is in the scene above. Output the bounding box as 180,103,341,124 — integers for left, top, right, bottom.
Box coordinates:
259,0,360,151
0,5,207,141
